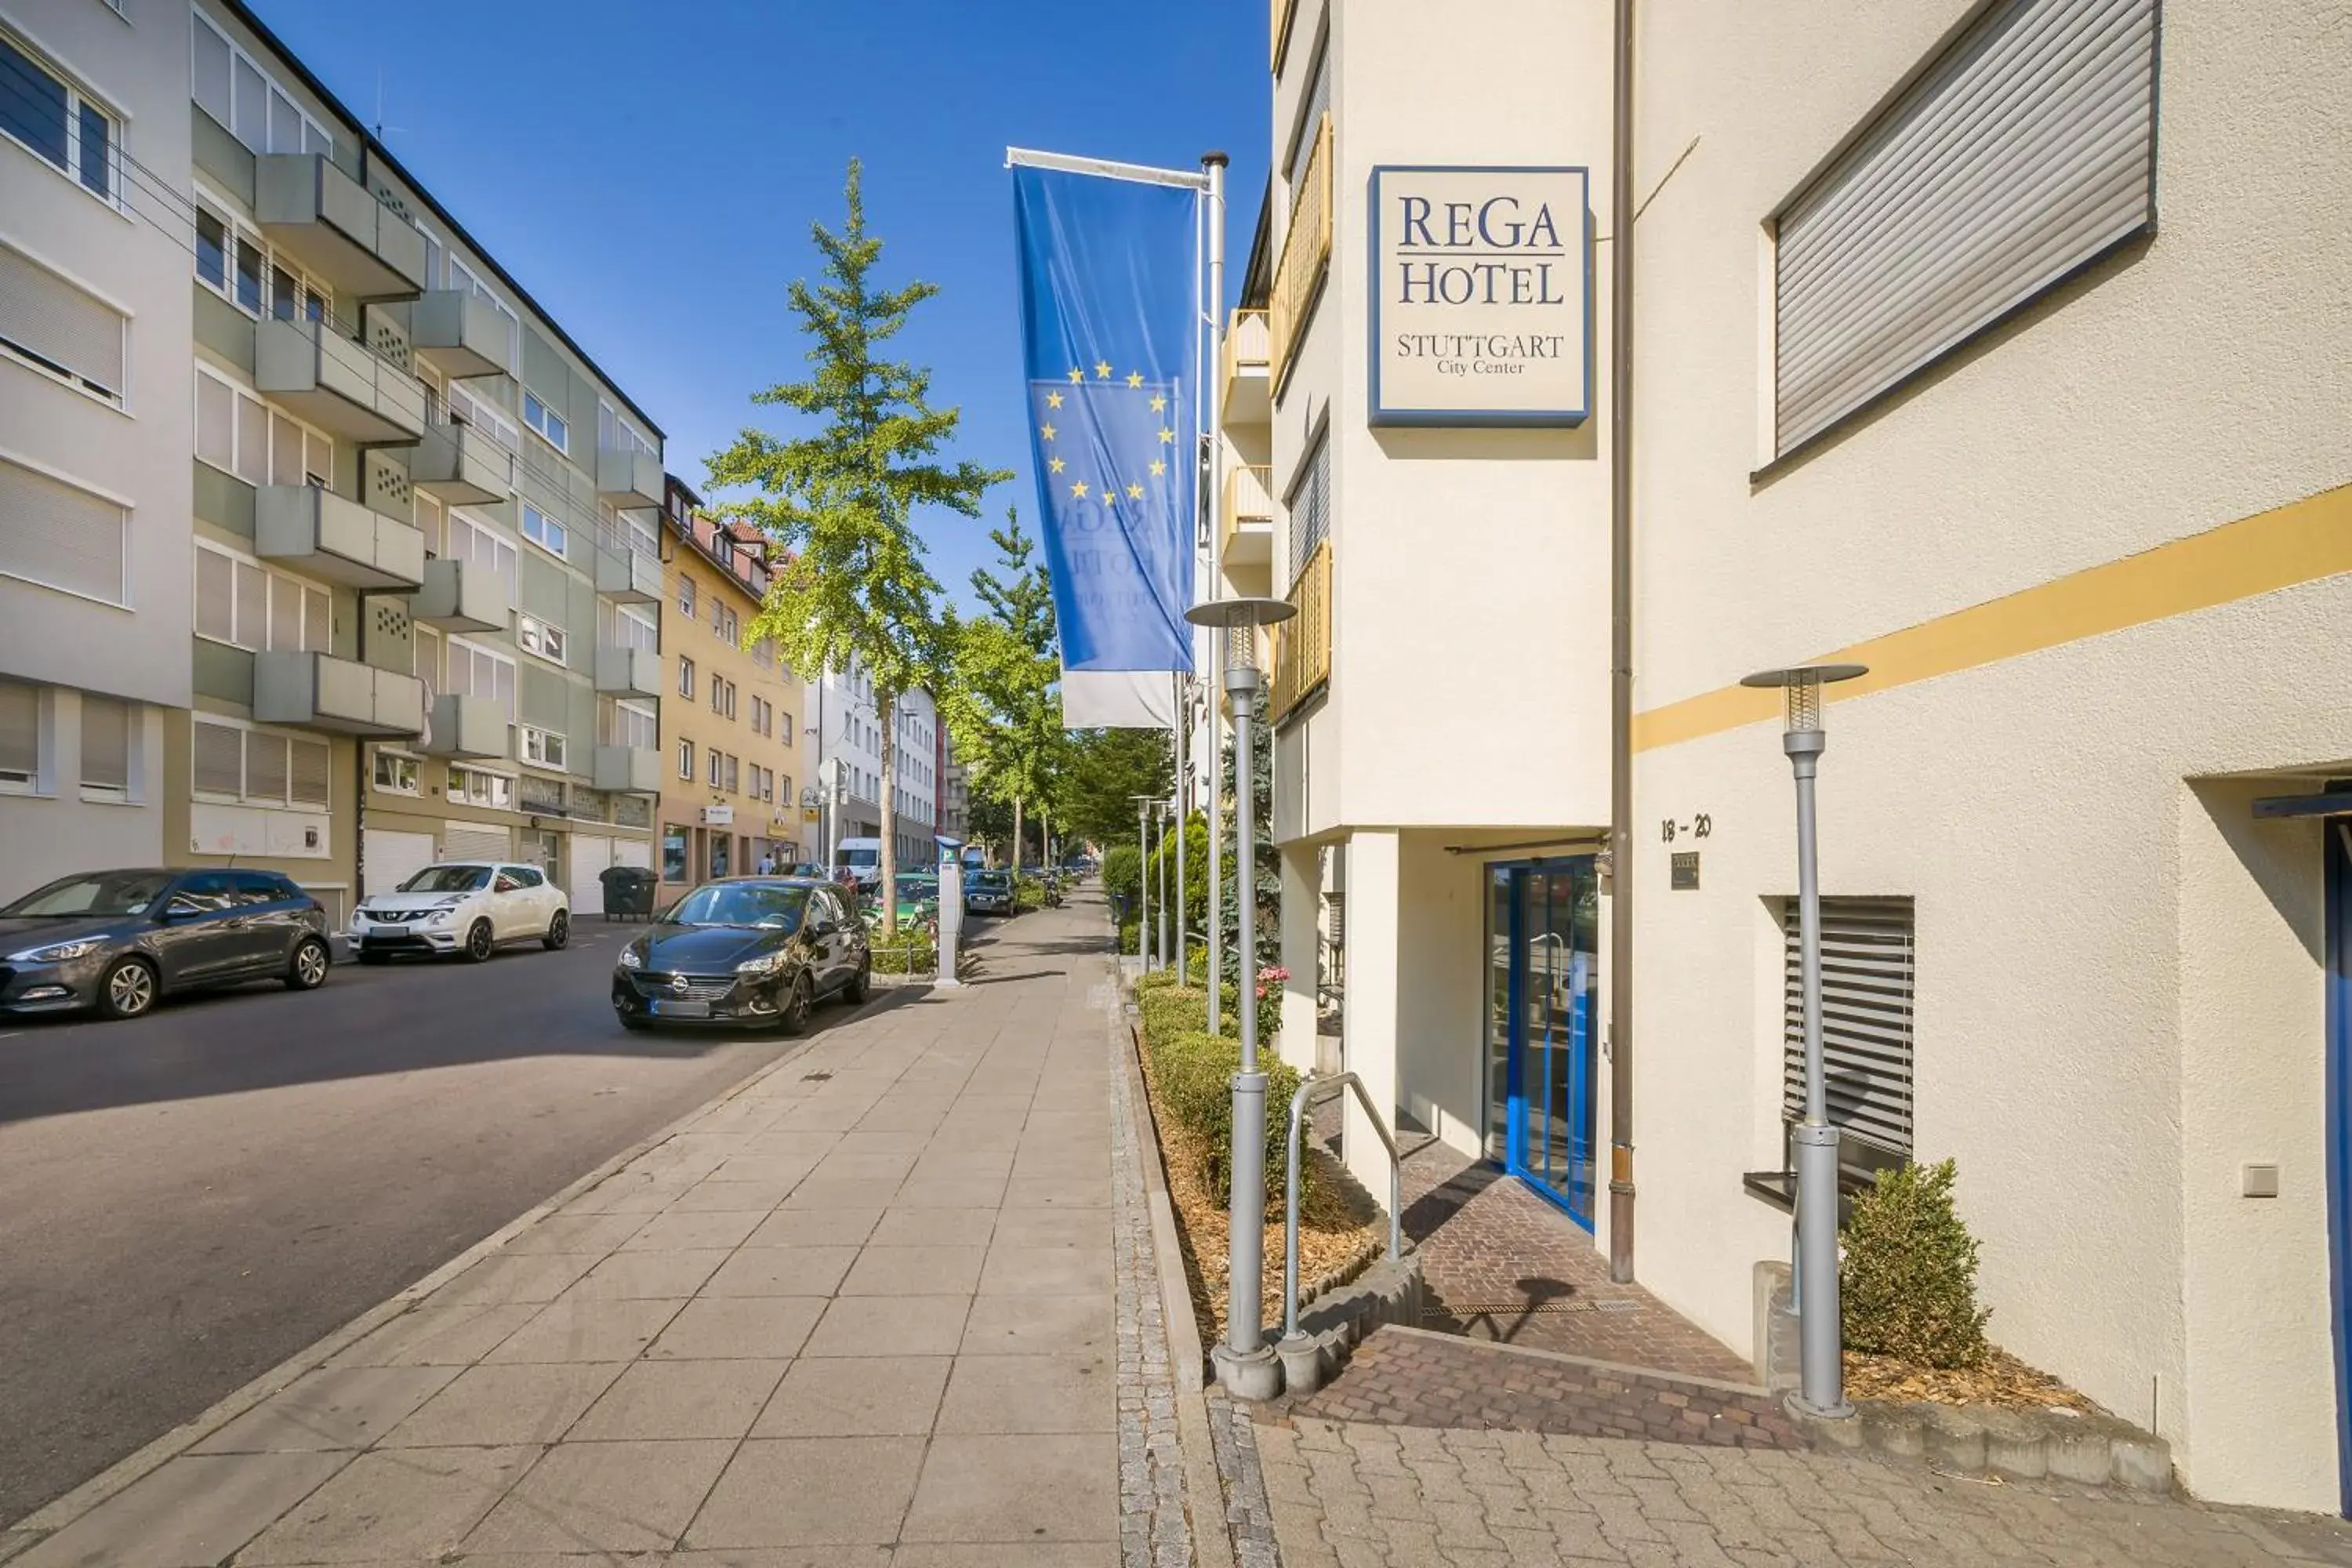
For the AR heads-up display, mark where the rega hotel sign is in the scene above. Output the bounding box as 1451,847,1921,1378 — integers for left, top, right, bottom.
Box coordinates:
1368,165,1592,427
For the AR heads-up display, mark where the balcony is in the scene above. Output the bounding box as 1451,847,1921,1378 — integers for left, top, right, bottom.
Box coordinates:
595,645,661,699
1269,113,1332,394
253,652,425,738
409,289,517,380
1270,539,1331,724
419,693,506,760
253,154,428,297
255,485,425,593
1222,308,1272,426
411,409,515,505
255,318,426,444
409,557,508,633
593,745,660,795
597,443,663,507
1221,464,1273,572
595,547,661,604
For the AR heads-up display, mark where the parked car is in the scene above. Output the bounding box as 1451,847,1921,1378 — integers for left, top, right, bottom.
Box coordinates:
878,873,940,930
612,876,870,1033
964,869,1014,917
0,867,332,1022
348,862,569,963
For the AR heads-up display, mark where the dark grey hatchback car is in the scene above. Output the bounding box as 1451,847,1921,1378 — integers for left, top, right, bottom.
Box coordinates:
0,868,334,1022
612,877,870,1035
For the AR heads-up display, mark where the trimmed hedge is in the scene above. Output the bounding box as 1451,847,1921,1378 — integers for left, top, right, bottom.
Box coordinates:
1842,1158,1991,1368
1137,980,1308,1210
869,931,937,975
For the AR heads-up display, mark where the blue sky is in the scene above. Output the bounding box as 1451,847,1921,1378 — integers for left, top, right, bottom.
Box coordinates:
257,0,1270,610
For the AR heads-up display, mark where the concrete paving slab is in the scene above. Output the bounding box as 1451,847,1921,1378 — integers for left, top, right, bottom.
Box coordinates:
837,1245,987,1297
235,1445,535,1563
568,1250,732,1301
1000,1176,1112,1209
461,1438,735,1553
809,1150,920,1184
753,1356,950,1436
483,1295,686,1364
434,1252,601,1305
894,1177,1010,1210
619,1210,767,1252
898,1433,1116,1544
568,1359,788,1440
745,1206,884,1247
191,1366,457,1454
500,1212,654,1254
699,1246,858,1298
662,1179,801,1213
800,1295,972,1358
327,1302,541,1368
978,1246,1114,1297
8,1451,348,1568
989,1207,1112,1250
780,1178,906,1211
935,1353,1112,1435
869,1209,997,1248
380,1363,622,1447
958,1294,1115,1358
648,1297,826,1361
684,1436,926,1547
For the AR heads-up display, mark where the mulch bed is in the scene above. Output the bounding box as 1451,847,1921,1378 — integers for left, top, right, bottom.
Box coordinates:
1135,1033,1381,1343
1844,1346,2103,1414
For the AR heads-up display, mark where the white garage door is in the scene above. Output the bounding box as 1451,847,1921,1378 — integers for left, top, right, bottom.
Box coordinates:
443,822,510,863
612,839,650,869
362,829,435,901
569,834,617,916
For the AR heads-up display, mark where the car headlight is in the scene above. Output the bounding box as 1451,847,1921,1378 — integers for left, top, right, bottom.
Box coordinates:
8,938,105,964
735,951,789,977
617,946,644,968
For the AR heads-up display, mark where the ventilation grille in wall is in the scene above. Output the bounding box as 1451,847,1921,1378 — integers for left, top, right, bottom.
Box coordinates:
372,601,408,641
367,455,412,514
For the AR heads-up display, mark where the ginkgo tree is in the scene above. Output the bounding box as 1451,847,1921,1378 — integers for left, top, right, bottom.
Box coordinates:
706,159,1007,936
940,510,1068,872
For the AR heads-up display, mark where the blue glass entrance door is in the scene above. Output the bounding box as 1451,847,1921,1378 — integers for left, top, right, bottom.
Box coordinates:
2325,822,2352,1515
1483,858,1599,1228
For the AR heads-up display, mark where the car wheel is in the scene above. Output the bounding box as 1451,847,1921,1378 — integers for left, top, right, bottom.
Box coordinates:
543,910,570,951
780,974,815,1036
463,919,494,963
285,938,330,991
97,956,158,1021
842,953,871,1005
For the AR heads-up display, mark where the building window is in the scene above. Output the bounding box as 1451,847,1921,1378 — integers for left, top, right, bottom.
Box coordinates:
446,637,516,720
520,726,567,770
191,717,330,809
678,574,696,618
0,456,126,607
724,753,739,793
0,680,38,791
1286,427,1330,583
522,389,567,453
520,502,566,559
78,694,130,798
450,511,518,599
707,749,724,789
196,367,332,489
191,13,330,159
677,738,695,780
662,825,688,882
1770,0,2158,459
373,751,420,794
678,656,695,699
447,764,514,809
600,600,657,653
1781,897,1915,1166
517,614,567,666
194,542,329,654
194,198,329,325
602,699,655,752
1,27,117,201
0,242,125,405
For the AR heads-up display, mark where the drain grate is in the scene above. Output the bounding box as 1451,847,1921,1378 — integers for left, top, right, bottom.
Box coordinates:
1430,1298,1646,1319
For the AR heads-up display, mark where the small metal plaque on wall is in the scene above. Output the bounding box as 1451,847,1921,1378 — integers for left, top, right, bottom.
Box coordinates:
1671,852,1700,891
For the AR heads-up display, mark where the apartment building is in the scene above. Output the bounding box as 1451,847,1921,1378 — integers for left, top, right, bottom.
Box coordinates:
810,660,945,872
0,0,666,920
1233,0,2352,1514
655,474,811,902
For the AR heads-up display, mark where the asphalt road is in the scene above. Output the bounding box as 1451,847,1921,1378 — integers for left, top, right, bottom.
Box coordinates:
0,919,858,1527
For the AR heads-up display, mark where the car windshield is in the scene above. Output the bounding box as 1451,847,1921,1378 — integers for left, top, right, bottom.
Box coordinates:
666,883,810,931
896,877,937,895
0,870,172,918
843,848,880,868
399,866,492,894
972,873,1010,888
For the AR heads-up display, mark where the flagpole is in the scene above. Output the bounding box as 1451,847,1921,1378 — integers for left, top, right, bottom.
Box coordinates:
1006,147,1211,191
1203,151,1228,1033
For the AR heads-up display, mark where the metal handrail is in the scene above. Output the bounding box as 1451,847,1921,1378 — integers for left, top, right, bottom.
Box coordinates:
1282,1072,1402,1341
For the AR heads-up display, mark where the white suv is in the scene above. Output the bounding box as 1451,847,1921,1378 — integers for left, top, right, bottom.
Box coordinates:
350,862,569,964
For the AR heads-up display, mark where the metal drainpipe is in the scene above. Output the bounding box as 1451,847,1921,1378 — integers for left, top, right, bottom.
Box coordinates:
1606,0,1639,1285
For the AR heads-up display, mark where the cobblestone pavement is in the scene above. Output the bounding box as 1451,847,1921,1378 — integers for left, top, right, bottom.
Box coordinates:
1111,973,1195,1568
1396,1134,1753,1381
1258,1414,2352,1568
1285,1326,1802,1450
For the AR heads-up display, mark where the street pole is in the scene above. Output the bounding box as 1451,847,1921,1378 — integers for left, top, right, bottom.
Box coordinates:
1133,796,1152,971
1215,657,1279,1396
1174,680,1189,984
1203,151,1228,1036
1156,799,1171,975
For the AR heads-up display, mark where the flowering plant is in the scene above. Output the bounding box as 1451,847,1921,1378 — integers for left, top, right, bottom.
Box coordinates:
1254,964,1290,1000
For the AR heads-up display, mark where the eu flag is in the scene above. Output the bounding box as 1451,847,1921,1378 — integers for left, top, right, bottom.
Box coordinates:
1012,162,1199,728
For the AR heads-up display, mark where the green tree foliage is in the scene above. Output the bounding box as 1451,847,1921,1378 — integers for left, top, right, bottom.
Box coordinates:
940,510,1068,871
1841,1158,1993,1369
1219,706,1279,978
1058,728,1174,849
705,159,1007,935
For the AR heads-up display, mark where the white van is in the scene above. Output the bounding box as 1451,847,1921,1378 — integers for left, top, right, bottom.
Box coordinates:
837,837,883,891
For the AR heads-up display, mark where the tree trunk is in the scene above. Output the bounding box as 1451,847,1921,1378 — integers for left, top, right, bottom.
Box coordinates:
878,689,898,940
1012,797,1025,882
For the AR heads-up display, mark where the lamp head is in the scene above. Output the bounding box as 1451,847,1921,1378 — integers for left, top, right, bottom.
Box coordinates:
1185,597,1296,680
1740,663,1867,738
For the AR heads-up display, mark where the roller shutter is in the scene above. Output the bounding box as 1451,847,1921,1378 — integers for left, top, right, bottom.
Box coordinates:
442,822,510,862
1773,0,2158,456
1781,897,1915,1158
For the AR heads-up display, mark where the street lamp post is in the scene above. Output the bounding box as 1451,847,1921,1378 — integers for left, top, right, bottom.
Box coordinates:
1186,595,1297,1401
1740,661,1867,1421
1129,794,1156,971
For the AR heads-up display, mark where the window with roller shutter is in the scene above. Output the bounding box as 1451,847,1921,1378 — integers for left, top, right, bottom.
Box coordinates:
1770,0,2160,460
190,717,328,809
0,456,125,606
0,242,123,403
1781,897,1915,1163
79,695,129,796
0,681,39,790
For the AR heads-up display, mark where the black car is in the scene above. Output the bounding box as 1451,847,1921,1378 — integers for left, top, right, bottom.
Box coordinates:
612,877,871,1034
964,869,1014,916
0,867,333,1022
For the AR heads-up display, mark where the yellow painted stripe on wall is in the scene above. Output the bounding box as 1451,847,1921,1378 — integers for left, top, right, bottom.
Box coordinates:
1634,480,2352,753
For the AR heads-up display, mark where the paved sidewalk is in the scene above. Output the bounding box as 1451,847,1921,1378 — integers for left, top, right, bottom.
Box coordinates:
5,897,1156,1567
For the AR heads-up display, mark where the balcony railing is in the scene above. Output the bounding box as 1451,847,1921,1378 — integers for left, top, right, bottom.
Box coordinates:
1270,539,1330,724
412,400,516,506
1221,463,1274,570
253,652,425,738
1222,307,1272,426
253,153,428,297
593,745,661,795
594,645,662,699
254,316,425,445
420,693,506,760
595,546,661,604
1269,114,1332,394
410,557,508,633
1272,0,1301,70
409,289,517,381
255,484,425,592
597,443,662,507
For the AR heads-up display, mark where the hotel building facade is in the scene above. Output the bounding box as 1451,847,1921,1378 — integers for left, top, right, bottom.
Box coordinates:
1232,0,2352,1512
0,0,667,918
